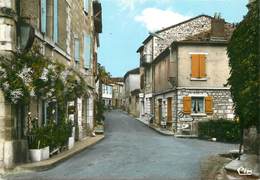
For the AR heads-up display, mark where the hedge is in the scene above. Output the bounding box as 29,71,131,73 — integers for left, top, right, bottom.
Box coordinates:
198,119,241,143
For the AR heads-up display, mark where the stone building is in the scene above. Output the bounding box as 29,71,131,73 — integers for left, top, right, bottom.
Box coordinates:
123,68,140,116
138,15,215,121
137,15,236,135
0,0,102,168
102,83,112,108
110,77,124,109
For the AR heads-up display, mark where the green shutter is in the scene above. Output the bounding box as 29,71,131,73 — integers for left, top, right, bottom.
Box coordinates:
41,0,47,33
53,0,58,42
84,35,91,68
74,39,80,62
84,0,88,13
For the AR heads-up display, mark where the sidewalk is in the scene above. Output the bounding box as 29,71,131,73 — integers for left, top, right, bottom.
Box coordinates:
12,135,105,173
136,117,175,136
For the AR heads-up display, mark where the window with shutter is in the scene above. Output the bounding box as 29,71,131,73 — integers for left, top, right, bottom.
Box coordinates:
205,96,213,114
191,54,206,78
41,0,47,33
74,39,80,62
199,55,206,78
183,96,191,114
53,0,58,43
192,97,204,113
84,35,91,69
84,0,88,13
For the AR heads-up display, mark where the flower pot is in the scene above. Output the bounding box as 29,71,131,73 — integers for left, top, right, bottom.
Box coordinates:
41,146,50,160
68,136,74,150
29,149,42,162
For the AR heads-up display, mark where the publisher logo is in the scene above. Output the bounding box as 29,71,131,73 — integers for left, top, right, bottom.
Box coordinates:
237,166,253,176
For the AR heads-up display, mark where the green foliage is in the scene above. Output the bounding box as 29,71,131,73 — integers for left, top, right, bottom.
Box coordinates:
0,52,88,104
227,0,260,132
28,120,73,150
95,100,106,124
198,119,241,143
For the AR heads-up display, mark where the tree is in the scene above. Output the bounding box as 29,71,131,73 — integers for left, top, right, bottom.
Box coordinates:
227,0,259,155
95,64,111,124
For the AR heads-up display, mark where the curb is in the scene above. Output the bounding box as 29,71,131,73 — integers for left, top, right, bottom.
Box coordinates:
135,117,174,136
14,135,105,172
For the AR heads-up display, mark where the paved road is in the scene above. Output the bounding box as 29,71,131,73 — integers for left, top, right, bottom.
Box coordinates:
6,110,237,180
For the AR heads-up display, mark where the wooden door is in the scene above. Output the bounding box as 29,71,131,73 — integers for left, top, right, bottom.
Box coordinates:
158,99,162,125
167,97,172,123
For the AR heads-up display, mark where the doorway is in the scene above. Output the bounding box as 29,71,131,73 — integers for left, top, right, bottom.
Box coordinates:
167,97,173,128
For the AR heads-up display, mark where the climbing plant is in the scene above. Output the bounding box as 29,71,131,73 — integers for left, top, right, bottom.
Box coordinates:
0,51,88,106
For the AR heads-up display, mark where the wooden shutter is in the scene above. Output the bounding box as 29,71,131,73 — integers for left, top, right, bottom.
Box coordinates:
205,96,213,114
53,0,58,42
183,96,191,114
84,0,88,12
167,97,172,122
84,35,91,68
74,39,80,62
41,0,47,33
199,55,206,78
191,54,200,78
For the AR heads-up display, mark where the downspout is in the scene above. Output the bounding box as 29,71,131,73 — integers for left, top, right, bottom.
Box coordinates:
175,45,179,133
152,37,155,124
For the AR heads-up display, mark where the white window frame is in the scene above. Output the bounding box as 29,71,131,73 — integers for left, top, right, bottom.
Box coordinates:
188,93,207,116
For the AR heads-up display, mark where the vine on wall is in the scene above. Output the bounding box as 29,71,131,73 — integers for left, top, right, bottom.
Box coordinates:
0,51,88,106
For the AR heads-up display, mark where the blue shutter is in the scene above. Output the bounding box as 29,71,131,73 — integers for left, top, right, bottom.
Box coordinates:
41,0,47,33
74,39,80,62
84,0,88,13
84,35,91,68
53,0,58,42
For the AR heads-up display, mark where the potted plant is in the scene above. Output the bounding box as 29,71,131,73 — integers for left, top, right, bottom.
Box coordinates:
67,121,74,149
28,123,50,162
40,127,50,160
28,116,42,162
28,138,42,162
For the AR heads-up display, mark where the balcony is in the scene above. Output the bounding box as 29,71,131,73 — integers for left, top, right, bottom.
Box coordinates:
140,54,152,66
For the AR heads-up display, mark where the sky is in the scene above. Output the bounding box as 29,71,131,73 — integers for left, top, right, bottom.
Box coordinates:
99,0,249,77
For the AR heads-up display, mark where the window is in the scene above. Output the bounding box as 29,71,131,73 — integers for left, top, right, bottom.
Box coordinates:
42,101,58,125
191,54,206,78
84,0,88,14
40,0,47,33
53,0,58,42
74,39,80,62
183,96,213,115
84,35,91,69
192,97,204,113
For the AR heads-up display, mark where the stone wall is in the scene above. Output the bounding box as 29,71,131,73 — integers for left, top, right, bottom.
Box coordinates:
176,88,234,120
154,16,212,58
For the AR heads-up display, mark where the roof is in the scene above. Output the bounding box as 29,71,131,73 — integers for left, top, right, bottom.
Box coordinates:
124,68,139,80
142,14,213,45
136,45,144,53
110,77,124,82
152,22,235,64
131,89,141,95
182,23,235,42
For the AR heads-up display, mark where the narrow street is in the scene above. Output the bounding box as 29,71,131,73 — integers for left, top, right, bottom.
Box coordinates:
6,110,237,180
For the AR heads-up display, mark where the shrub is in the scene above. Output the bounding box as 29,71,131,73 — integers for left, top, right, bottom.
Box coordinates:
198,119,241,143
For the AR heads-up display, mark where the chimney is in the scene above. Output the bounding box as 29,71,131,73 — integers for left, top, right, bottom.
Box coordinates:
211,16,225,39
